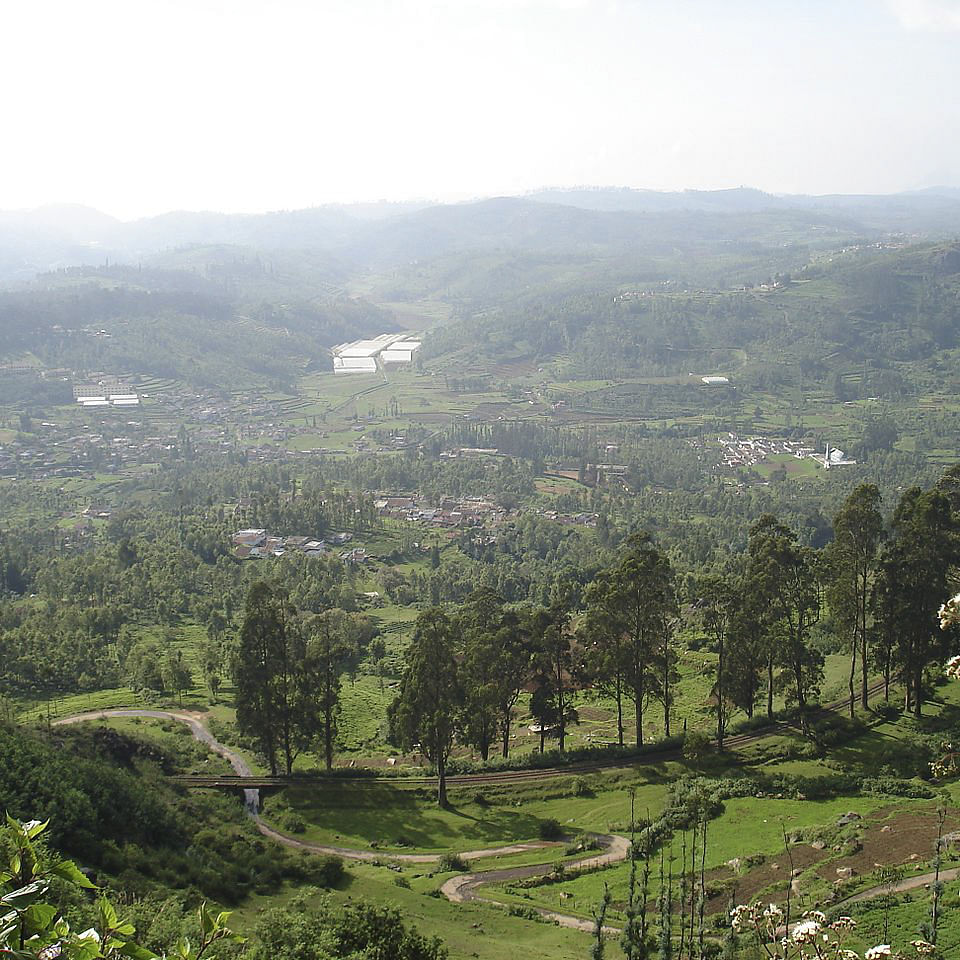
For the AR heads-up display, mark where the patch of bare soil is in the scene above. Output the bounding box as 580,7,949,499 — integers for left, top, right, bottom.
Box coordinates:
703,845,829,916
409,412,453,424
812,805,960,885
692,804,960,917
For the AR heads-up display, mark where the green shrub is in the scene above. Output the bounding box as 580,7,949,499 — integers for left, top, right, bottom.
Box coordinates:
445,736,684,775
571,776,594,797
508,905,545,921
538,818,564,840
437,852,469,872
283,813,307,834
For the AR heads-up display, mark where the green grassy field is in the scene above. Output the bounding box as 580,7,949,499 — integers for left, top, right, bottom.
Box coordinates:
263,774,670,854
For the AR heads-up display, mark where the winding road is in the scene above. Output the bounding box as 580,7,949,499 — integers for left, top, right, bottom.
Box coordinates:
54,690,926,935
54,709,629,931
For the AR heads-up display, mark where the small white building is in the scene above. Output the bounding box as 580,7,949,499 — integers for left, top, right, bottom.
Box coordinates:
701,376,730,385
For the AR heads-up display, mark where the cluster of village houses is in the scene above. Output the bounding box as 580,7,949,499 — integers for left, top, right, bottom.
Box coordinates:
230,495,600,565
715,433,856,470
375,495,598,530
374,495,504,528
231,528,361,562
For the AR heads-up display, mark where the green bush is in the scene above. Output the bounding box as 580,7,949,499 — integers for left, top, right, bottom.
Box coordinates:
437,852,469,872
508,905,545,921
538,818,564,840
570,776,594,797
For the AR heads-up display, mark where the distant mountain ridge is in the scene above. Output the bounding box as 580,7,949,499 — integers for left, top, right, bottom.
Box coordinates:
2,187,960,287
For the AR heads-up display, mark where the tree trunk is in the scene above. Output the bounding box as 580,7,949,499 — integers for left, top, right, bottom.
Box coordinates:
767,656,775,719
860,630,870,710
717,637,725,750
557,686,566,753
848,632,857,719
324,706,334,771
635,696,644,746
616,673,624,747
663,642,671,739
501,711,511,758
437,754,448,807
795,659,808,736
860,578,870,710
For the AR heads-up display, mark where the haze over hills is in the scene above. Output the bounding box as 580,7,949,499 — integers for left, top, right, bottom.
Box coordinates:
3,186,960,288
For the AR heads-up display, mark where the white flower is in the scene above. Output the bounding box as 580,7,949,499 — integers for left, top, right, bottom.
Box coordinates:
911,940,936,956
939,594,960,630
791,919,821,943
865,947,891,960
729,904,752,933
76,929,101,944
763,902,784,921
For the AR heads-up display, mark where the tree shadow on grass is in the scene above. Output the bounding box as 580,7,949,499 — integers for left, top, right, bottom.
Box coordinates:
441,803,480,823
281,782,545,850
830,725,906,776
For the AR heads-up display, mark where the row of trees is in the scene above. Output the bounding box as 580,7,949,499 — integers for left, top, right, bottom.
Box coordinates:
698,475,959,748
233,467,960,791
386,533,686,805
386,596,572,806
234,582,374,775
389,471,960,805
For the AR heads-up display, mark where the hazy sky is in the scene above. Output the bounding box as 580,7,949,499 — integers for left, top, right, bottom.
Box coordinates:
4,0,960,218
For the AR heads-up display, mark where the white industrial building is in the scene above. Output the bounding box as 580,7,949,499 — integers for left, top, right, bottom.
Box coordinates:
381,340,422,365
74,381,141,406
331,333,422,373
333,355,378,374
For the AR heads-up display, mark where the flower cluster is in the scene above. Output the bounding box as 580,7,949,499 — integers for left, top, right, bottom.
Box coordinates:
932,596,960,775
946,655,960,681
728,903,933,959
937,594,960,631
